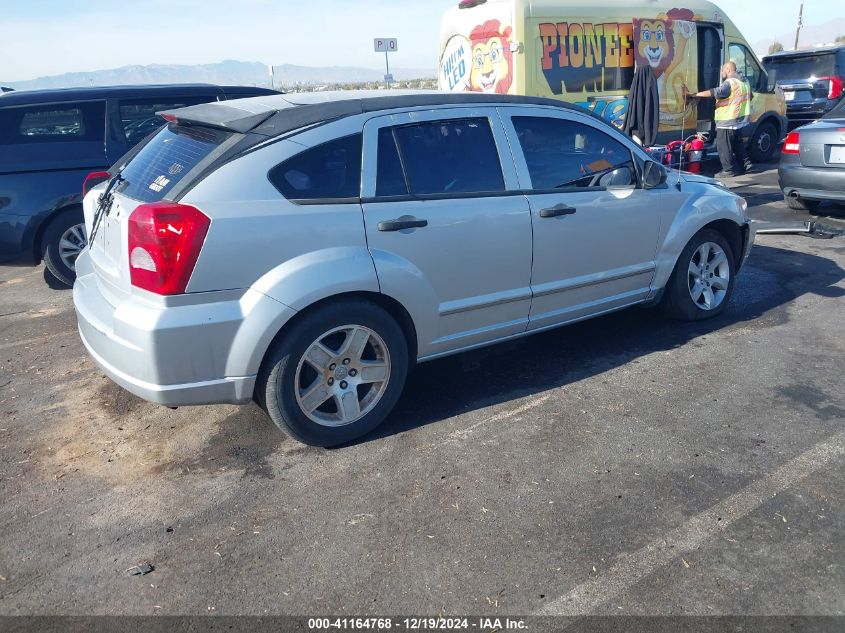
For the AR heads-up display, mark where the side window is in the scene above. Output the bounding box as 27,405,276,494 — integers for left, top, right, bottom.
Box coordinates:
119,97,211,147
729,43,764,93
512,116,636,190
375,127,408,197
0,101,105,144
269,133,362,201
390,118,505,195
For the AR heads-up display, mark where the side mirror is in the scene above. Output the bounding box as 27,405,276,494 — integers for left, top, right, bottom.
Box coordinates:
643,160,667,189
599,166,635,188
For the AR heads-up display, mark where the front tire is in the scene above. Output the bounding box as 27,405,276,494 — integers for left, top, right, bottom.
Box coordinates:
256,299,409,447
661,229,736,321
42,207,86,287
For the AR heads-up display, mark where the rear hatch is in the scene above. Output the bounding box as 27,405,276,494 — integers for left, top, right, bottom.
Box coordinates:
794,119,845,168
765,51,840,109
82,93,370,300
84,122,239,300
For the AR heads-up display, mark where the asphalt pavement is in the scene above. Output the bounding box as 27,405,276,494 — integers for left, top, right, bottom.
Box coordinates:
0,163,843,619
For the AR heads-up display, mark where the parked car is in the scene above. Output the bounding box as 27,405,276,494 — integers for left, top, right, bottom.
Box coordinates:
778,95,845,211
74,91,754,447
0,84,278,286
763,45,845,129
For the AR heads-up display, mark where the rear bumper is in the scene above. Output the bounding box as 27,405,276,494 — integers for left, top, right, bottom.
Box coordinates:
73,253,297,407
785,100,837,124
778,163,845,202
78,328,256,406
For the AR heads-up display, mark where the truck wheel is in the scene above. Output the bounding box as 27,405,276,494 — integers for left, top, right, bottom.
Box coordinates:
748,121,777,164
42,208,86,288
257,299,409,447
785,194,820,212
661,229,736,321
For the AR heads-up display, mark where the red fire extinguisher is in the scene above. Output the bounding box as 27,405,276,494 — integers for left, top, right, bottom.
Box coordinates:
686,135,705,174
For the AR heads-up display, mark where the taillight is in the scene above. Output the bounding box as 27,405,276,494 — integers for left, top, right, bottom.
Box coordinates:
83,171,110,197
782,131,800,154
818,76,844,100
127,202,210,295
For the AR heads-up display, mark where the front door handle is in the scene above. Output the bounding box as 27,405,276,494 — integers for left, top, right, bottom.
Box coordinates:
539,204,577,218
378,216,429,232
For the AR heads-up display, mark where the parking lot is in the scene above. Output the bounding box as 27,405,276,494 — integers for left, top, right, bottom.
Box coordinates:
0,162,844,617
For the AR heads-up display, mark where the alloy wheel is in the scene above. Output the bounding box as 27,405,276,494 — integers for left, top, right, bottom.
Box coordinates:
59,222,87,271
688,241,730,310
294,325,391,427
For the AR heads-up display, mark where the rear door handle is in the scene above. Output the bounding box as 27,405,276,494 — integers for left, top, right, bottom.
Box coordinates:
539,204,577,218
378,216,428,232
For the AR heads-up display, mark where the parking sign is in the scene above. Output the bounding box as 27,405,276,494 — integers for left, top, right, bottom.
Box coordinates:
374,38,398,53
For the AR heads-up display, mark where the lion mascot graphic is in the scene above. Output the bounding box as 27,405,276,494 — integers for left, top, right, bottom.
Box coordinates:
633,8,698,125
468,20,514,94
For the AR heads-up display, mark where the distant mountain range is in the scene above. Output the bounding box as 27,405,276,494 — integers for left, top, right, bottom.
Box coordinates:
753,18,845,56
2,60,436,91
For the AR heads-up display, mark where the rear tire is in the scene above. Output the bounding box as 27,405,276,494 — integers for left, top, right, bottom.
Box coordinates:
785,194,820,212
661,229,736,321
748,121,777,164
256,299,409,447
42,207,86,288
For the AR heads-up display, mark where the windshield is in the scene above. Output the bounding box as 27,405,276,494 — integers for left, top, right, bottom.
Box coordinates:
116,123,233,202
764,53,836,82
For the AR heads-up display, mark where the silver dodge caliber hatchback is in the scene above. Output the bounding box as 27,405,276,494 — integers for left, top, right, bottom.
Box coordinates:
74,91,755,446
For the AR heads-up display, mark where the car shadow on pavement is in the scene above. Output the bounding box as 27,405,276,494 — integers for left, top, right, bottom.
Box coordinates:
345,242,845,447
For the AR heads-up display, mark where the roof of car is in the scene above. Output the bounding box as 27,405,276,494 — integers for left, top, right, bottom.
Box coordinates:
162,89,599,136
763,44,845,60
0,84,278,106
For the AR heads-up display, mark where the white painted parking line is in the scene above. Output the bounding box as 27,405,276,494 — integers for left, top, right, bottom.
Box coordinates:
535,429,845,616
414,394,553,451
452,394,552,438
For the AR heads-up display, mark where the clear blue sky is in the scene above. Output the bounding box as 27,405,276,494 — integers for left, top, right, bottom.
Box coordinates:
0,0,841,81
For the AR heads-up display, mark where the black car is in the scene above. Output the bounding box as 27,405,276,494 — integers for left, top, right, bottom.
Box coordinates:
763,45,845,129
778,96,845,211
0,84,278,286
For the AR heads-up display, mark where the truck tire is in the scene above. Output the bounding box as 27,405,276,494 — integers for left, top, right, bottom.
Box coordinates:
748,120,778,164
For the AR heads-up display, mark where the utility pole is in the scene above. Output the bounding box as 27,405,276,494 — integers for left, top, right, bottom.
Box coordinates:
793,2,803,51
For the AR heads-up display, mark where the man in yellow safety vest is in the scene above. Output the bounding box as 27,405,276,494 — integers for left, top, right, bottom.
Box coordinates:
685,61,753,178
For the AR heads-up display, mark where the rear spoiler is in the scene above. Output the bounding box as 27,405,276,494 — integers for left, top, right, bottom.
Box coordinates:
158,102,277,134
158,97,364,137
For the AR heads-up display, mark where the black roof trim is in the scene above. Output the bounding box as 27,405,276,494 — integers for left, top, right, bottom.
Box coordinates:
763,44,845,60
160,92,599,136
0,84,278,106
